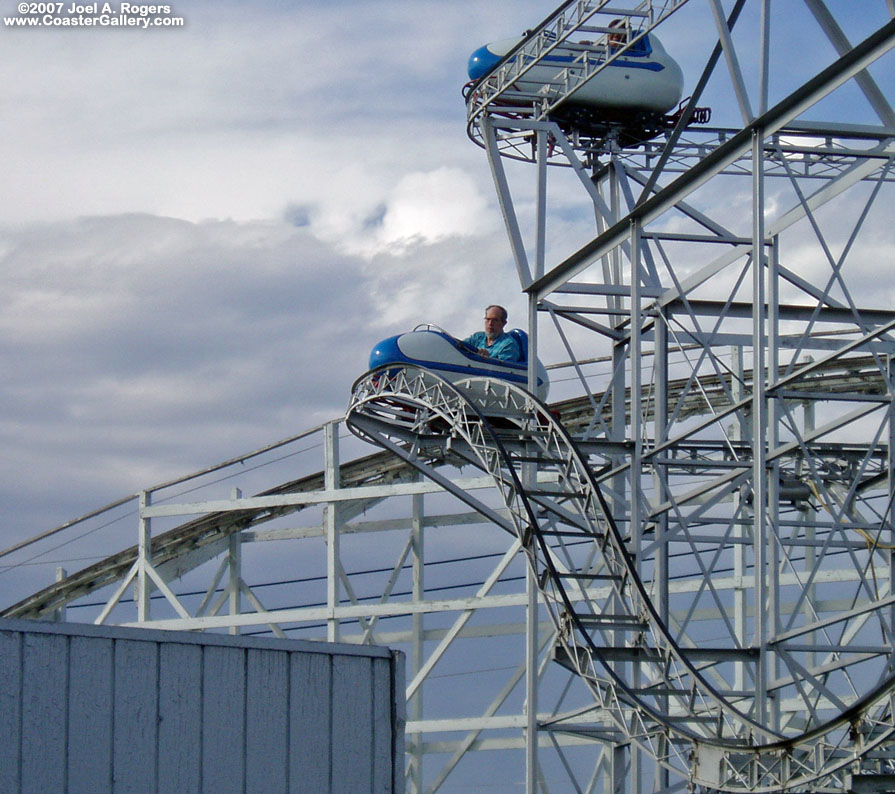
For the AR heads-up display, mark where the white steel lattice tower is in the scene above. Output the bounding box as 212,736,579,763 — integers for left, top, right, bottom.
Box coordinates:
457,0,895,791
5,3,895,793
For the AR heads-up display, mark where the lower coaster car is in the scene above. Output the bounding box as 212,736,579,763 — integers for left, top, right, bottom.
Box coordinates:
368,325,549,402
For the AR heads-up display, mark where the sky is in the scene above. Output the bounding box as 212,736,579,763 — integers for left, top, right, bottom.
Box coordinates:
1,0,894,603
0,0,554,553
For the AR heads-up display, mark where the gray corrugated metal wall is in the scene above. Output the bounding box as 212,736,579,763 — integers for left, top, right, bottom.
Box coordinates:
0,618,405,794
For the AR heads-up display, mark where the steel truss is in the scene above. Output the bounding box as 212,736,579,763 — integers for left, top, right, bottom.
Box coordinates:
345,367,895,792
2,401,680,793
5,404,693,793
459,1,895,791
4,2,895,793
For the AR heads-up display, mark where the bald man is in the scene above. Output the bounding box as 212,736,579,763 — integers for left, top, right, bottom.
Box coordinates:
463,305,523,362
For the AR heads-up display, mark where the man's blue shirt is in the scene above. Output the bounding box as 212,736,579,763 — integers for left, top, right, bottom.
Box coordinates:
463,331,523,362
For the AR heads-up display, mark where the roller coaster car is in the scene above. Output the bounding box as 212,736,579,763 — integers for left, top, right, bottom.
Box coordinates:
368,325,550,402
467,29,688,144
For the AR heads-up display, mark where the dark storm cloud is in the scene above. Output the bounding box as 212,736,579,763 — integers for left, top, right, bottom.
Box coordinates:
0,215,371,521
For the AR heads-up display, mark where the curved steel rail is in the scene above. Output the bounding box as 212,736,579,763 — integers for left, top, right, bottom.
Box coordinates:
6,353,885,623
346,365,895,792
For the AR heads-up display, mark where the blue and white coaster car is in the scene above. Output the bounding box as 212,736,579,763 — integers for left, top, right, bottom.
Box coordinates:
467,31,684,118
369,326,549,402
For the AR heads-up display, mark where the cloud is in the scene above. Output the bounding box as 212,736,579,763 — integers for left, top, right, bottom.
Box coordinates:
0,204,523,547
299,165,496,257
0,0,540,227
0,0,563,578
0,215,357,490
376,167,491,249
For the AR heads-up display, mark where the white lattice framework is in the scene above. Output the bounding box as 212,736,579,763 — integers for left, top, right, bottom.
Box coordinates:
5,2,895,793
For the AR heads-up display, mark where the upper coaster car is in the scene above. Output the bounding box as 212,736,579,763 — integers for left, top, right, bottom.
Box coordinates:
467,26,685,139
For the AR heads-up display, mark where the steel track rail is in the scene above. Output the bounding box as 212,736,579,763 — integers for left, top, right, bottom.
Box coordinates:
345,366,895,792
0,450,418,619
2,353,887,621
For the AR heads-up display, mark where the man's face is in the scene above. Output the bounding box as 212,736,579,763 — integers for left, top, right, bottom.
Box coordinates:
483,308,506,342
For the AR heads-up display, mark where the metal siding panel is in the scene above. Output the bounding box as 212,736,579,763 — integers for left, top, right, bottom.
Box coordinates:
0,630,22,794
21,631,67,794
202,644,246,794
246,648,289,794
158,642,203,794
331,655,373,793
289,651,331,794
391,651,406,794
0,621,400,794
113,638,158,794
68,635,114,794
371,656,393,793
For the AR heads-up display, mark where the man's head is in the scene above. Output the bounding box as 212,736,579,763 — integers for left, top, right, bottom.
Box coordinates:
483,304,508,343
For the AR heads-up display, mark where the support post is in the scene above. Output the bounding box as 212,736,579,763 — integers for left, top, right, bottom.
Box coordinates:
752,127,769,726
53,567,67,622
137,490,151,622
325,420,342,643
525,561,538,794
227,531,241,636
409,487,425,794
